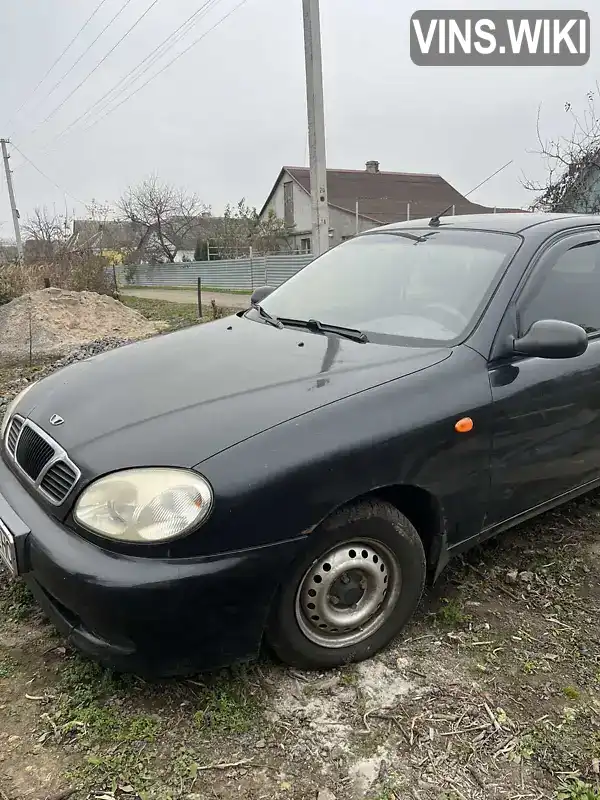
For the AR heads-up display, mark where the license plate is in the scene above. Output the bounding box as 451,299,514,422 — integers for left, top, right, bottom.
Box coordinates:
0,519,17,576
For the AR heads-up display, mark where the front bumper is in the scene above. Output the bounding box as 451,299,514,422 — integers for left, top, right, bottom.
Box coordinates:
0,455,305,677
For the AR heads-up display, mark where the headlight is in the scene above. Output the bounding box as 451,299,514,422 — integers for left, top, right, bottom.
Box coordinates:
73,468,213,543
1,381,38,440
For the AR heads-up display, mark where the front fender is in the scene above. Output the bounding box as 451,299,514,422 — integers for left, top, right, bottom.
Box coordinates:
177,346,492,562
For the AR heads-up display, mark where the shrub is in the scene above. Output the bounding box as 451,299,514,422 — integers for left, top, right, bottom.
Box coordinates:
0,256,115,305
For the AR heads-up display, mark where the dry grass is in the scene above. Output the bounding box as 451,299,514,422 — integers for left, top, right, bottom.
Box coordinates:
0,258,115,305
0,493,598,800
0,300,599,800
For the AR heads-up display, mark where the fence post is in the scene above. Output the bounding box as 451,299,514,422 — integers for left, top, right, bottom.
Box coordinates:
197,277,202,318
264,255,268,286
249,246,254,290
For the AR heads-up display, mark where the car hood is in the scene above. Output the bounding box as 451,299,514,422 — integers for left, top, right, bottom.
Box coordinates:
19,314,451,474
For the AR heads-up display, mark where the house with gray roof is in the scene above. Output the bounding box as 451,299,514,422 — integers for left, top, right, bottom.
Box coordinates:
258,160,523,252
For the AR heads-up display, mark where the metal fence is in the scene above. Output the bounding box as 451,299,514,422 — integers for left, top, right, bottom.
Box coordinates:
115,253,314,292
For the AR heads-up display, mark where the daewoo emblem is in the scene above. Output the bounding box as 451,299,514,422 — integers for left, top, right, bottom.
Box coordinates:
49,414,64,426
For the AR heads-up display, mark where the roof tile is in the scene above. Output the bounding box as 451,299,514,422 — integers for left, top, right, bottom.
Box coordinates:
284,166,521,223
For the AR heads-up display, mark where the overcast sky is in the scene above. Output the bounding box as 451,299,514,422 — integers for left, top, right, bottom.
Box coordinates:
0,0,598,237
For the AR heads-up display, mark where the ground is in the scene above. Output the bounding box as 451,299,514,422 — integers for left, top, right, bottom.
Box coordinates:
119,287,250,311
1,298,599,800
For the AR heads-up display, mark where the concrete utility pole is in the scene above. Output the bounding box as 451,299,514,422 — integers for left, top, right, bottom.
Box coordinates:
302,0,330,257
1,139,23,261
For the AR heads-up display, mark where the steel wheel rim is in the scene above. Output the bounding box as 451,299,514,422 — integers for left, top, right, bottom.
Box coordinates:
294,538,402,649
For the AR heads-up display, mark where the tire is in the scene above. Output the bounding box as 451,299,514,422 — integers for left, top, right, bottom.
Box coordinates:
265,499,426,670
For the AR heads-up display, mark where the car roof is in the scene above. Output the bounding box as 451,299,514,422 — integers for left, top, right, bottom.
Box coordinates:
372,212,600,236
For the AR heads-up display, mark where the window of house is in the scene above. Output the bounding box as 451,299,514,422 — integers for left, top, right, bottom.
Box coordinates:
519,239,600,337
283,181,294,227
300,237,311,254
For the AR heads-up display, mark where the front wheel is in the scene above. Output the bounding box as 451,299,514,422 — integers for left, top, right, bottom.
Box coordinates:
265,499,426,670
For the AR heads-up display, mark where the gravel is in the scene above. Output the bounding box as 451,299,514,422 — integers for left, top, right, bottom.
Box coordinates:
0,336,133,420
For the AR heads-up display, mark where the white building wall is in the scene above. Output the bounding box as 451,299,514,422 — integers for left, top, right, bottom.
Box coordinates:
264,178,285,221
328,207,381,247
262,175,312,234
174,250,195,262
261,172,384,252
290,182,312,234
261,173,312,251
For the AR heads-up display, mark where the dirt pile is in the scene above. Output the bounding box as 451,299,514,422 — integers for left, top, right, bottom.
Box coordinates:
0,288,162,364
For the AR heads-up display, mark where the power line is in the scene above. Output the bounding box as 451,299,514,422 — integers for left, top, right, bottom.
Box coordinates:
8,0,112,129
52,0,224,145
28,0,166,138
12,0,224,162
9,143,87,207
80,0,251,135
17,0,138,143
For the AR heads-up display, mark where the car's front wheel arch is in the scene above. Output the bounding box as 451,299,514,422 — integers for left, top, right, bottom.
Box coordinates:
300,482,446,574
372,483,447,574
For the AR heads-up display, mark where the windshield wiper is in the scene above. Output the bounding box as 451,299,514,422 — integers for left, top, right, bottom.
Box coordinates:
252,303,283,329
279,318,368,343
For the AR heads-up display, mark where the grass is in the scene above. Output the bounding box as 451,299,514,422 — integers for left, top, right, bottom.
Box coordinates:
123,284,252,295
39,654,262,792
433,596,471,626
39,656,163,787
0,655,17,678
557,780,600,800
192,672,261,734
0,576,37,621
339,666,359,686
119,294,237,331
2,496,600,799
522,659,540,674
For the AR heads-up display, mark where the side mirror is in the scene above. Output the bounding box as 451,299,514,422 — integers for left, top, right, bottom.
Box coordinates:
250,285,275,305
513,319,588,359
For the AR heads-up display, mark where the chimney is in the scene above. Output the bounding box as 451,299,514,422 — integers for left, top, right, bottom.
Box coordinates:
366,160,380,174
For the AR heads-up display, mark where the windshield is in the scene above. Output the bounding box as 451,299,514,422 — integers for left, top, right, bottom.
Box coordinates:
256,229,521,345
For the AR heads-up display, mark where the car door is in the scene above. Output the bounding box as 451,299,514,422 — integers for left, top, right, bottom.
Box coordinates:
487,230,600,527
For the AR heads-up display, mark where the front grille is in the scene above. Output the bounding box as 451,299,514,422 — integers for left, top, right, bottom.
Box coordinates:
6,417,23,455
3,416,81,505
16,425,55,480
40,461,79,504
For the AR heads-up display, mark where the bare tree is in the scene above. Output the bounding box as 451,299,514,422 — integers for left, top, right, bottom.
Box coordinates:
23,207,73,263
8,205,115,298
523,85,600,213
86,199,115,223
118,176,210,263
210,199,291,258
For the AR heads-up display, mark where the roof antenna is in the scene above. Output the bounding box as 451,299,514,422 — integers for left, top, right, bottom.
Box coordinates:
428,159,514,227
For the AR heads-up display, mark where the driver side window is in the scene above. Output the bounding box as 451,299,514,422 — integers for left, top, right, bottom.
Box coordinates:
518,239,600,337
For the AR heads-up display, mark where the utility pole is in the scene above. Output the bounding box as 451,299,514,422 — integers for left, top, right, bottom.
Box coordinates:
302,0,330,257
1,139,23,261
